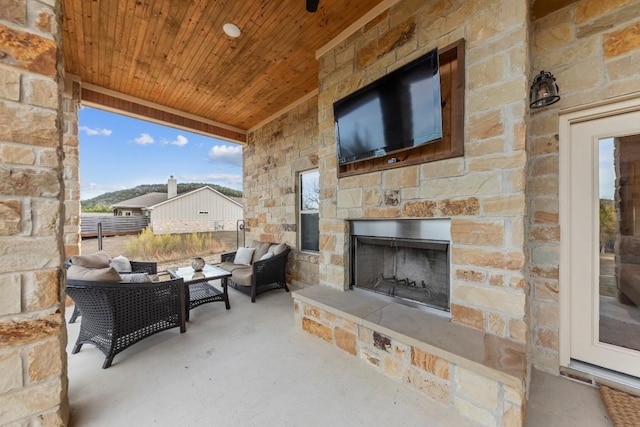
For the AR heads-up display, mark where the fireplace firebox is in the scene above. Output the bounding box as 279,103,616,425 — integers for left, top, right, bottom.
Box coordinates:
350,219,451,312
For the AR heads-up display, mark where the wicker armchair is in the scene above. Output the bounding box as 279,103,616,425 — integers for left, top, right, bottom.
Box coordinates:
220,243,290,302
66,277,186,368
68,260,158,323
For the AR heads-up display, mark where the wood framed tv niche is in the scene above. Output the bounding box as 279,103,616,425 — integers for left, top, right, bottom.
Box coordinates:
337,38,465,178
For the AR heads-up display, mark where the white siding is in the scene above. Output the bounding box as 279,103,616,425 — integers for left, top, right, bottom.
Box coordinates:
150,188,243,234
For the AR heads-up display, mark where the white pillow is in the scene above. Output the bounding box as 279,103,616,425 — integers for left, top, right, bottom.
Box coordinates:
110,255,132,273
234,247,255,265
259,252,274,261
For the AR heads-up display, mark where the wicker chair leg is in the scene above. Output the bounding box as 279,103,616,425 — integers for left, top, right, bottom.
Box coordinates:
102,356,114,369
251,285,257,303
72,343,82,354
69,305,80,323
283,282,290,292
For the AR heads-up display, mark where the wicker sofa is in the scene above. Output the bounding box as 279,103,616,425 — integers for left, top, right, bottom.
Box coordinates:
67,259,158,323
220,241,290,302
65,253,186,368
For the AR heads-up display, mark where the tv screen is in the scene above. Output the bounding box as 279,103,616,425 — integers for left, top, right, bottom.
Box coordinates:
334,48,442,165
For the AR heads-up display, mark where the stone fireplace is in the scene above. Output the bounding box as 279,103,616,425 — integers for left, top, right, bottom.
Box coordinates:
350,219,451,312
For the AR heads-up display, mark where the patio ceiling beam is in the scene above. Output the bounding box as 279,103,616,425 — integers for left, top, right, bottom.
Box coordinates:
69,77,247,144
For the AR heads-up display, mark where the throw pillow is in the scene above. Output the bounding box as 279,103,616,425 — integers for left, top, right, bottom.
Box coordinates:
251,241,271,263
110,255,132,273
234,247,255,265
119,273,152,283
67,265,121,282
259,251,274,261
268,243,287,256
70,251,111,269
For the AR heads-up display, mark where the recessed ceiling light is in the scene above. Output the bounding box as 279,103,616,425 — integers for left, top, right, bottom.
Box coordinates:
223,23,241,38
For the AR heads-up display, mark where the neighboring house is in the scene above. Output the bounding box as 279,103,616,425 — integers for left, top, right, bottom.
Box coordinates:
146,186,243,235
110,192,168,217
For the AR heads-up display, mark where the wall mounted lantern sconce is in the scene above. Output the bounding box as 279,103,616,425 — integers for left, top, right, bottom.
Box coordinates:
530,70,560,108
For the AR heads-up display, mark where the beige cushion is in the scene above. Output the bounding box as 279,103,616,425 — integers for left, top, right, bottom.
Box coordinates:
67,265,121,282
234,247,255,265
268,243,287,256
231,267,253,287
70,251,111,269
251,241,272,264
110,255,132,272
219,261,247,272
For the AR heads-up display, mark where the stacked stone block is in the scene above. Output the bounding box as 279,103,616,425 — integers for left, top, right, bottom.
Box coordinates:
529,0,640,373
316,0,531,343
294,300,525,427
245,98,321,288
0,0,69,424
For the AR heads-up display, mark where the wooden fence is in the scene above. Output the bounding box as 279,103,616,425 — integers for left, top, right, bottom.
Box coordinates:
80,215,150,238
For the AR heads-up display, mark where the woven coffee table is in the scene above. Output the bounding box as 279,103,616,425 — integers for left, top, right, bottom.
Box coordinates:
167,264,232,321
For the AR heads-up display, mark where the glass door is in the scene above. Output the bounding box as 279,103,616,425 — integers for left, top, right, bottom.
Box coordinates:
567,109,640,378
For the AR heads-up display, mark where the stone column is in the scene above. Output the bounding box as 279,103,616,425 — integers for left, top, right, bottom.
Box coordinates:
63,80,81,258
0,0,70,424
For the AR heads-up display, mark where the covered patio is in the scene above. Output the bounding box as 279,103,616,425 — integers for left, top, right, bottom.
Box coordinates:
64,283,606,426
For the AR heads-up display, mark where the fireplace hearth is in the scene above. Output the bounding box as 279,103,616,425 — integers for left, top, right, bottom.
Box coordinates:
350,219,451,312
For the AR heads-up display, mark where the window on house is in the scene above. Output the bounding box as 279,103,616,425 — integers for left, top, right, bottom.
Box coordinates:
300,170,320,252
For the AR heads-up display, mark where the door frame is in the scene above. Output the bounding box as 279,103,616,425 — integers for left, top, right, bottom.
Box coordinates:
559,94,640,371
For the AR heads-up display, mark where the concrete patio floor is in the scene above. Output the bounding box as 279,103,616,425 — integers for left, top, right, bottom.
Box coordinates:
65,282,611,426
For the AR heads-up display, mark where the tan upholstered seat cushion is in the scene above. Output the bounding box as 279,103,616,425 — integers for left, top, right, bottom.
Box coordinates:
219,261,248,272
68,265,121,282
70,251,111,269
231,267,253,287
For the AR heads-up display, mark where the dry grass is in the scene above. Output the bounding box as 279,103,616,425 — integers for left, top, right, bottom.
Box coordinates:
125,229,232,261
81,230,239,271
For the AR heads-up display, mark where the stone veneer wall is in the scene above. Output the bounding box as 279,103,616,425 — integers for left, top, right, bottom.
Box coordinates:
63,90,81,258
294,299,524,426
528,0,640,372
317,0,531,343
245,97,320,288
0,0,70,424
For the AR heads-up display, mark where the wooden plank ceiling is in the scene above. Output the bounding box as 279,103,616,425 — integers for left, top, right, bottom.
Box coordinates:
62,0,576,140
61,0,384,138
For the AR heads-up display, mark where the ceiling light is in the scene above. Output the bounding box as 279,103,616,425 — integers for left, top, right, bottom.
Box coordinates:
223,23,241,38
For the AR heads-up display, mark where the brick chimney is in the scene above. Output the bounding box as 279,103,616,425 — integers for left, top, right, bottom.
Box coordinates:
168,175,177,199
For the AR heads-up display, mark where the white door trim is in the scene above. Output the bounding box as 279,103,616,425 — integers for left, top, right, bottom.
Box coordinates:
559,95,640,370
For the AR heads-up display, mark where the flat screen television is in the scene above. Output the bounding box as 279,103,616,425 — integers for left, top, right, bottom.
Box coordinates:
334,48,442,165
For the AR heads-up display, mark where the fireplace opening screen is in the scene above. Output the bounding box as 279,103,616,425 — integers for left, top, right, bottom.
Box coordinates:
352,236,450,311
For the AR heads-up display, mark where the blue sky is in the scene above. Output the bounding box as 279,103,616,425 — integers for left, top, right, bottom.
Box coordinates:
78,106,243,200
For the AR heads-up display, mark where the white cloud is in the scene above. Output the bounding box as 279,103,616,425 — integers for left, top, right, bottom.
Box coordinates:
181,173,243,190
80,182,127,200
162,135,189,146
133,133,154,145
79,126,112,136
208,144,242,166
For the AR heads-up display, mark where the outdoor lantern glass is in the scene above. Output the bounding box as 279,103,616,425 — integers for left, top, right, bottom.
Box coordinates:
530,70,560,108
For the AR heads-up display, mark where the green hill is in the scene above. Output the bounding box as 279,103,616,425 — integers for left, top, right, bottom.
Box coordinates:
81,183,243,212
